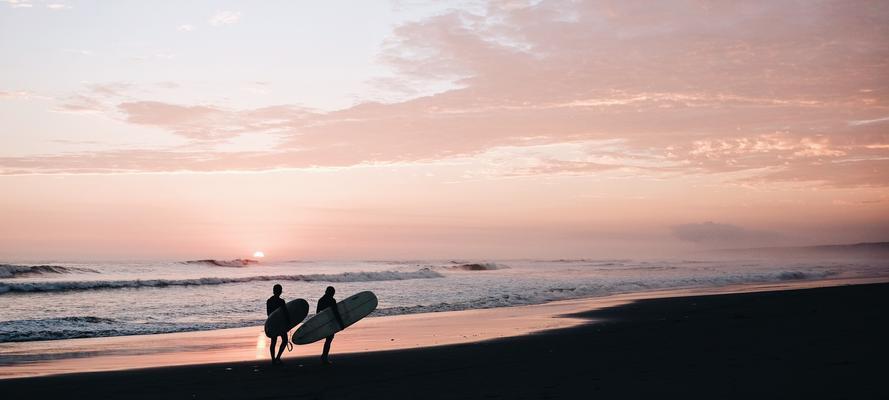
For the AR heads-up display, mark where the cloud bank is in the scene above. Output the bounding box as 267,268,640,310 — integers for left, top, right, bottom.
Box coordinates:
1,0,887,188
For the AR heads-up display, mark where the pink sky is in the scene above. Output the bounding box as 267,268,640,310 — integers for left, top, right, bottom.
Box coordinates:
1,1,887,260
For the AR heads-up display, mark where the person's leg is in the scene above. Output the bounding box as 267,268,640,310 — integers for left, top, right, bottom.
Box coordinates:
276,334,287,361
321,334,334,363
269,336,278,363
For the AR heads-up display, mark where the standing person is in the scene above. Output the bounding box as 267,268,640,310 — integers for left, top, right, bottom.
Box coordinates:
266,284,290,365
317,286,346,365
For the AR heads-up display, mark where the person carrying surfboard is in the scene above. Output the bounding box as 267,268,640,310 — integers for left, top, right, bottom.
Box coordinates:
266,284,291,365
317,286,346,365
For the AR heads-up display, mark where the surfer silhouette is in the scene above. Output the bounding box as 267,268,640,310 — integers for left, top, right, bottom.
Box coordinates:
266,284,290,364
317,286,345,365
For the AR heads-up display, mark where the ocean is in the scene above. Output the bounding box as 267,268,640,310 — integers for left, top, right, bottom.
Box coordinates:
1,257,887,343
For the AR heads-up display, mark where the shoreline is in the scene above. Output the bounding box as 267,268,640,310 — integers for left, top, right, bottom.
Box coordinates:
2,280,886,398
1,276,885,380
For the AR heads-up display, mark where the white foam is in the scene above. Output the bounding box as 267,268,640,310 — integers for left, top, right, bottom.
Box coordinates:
443,262,508,271
0,268,443,294
0,264,97,278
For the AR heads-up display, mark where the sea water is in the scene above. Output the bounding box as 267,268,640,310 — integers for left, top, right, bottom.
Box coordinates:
1,257,887,343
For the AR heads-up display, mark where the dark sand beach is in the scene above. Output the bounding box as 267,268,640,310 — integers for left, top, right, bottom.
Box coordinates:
2,282,887,399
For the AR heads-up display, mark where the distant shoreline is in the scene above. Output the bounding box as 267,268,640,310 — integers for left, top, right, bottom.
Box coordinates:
710,241,889,256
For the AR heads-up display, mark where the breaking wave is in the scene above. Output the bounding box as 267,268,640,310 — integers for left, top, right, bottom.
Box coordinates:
182,259,260,267
0,264,98,278
0,269,443,294
0,316,120,343
444,262,508,271
0,316,261,344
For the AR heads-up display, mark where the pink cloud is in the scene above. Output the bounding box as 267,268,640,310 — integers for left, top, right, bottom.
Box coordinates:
55,95,104,113
87,82,135,97
119,102,228,139
114,102,311,141
502,159,623,177
2,1,887,187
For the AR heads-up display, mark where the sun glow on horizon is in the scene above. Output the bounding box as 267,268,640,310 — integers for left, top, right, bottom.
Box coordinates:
253,251,265,258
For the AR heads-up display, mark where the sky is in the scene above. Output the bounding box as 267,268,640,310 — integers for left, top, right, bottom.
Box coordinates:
1,0,888,261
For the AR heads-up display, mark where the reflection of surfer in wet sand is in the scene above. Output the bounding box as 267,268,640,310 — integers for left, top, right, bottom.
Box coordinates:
266,284,290,364
318,286,345,365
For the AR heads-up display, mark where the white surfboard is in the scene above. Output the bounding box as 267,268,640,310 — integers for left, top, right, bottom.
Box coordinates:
264,298,309,338
292,291,378,345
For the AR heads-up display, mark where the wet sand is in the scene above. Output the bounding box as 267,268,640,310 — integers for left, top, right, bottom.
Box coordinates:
2,279,887,398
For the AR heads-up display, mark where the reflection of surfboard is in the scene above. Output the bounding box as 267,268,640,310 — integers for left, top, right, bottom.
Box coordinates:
292,291,378,345
264,299,309,338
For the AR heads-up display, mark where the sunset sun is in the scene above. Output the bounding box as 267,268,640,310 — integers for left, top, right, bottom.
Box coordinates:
252,251,265,259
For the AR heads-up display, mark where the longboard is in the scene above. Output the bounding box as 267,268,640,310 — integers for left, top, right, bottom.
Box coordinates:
292,291,378,345
264,299,309,338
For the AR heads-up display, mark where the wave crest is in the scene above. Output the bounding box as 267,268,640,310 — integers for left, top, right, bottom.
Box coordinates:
0,264,98,278
446,262,507,271
0,268,443,294
182,259,260,267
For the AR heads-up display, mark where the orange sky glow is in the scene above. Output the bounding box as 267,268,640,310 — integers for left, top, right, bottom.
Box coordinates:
1,1,887,260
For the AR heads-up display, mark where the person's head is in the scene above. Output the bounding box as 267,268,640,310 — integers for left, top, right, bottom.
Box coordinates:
273,284,282,296
325,286,335,296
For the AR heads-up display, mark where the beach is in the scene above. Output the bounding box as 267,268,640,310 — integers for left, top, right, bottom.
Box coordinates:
2,279,887,399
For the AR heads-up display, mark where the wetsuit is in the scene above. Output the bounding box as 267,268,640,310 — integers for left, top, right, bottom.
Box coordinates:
267,296,286,317
317,294,345,329
266,295,289,363
317,293,345,363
